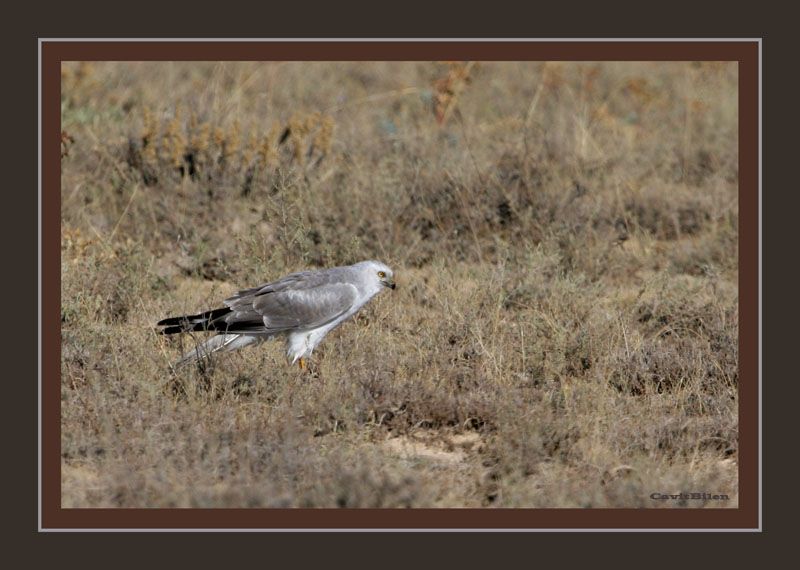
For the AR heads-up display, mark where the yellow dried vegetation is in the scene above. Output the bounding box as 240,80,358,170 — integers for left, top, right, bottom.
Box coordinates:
433,62,476,125
126,106,336,191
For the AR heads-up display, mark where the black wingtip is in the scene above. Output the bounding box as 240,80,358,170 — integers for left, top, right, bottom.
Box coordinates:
157,315,187,326
157,307,235,334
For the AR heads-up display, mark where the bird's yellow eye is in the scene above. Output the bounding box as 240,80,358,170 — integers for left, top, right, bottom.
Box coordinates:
377,271,386,278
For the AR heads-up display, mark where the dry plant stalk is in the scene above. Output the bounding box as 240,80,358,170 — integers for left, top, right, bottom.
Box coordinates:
433,61,476,125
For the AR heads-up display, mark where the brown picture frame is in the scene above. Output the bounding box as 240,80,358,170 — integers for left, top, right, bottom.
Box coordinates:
42,39,760,531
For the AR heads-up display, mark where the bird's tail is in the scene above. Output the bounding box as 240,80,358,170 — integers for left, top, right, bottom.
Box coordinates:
173,334,263,367
157,307,232,335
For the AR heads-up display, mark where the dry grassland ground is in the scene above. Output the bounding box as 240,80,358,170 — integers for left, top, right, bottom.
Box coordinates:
60,61,738,508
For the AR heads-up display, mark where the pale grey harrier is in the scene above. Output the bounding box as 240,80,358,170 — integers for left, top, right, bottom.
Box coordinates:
157,260,396,369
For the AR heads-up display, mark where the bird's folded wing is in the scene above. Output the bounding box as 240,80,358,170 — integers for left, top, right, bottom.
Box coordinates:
224,282,359,334
225,271,319,302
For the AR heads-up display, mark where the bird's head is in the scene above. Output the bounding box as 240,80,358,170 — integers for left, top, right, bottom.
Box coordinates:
361,260,396,291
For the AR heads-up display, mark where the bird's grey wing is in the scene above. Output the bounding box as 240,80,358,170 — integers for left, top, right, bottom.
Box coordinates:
251,282,359,333
217,278,358,334
159,269,358,335
225,270,327,303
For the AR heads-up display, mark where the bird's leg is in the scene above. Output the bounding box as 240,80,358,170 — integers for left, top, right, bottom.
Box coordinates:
298,357,306,371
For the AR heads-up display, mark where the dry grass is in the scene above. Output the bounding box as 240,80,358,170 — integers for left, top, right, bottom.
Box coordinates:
61,61,738,508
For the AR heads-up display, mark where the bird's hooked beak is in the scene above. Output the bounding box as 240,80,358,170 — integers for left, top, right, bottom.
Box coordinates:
382,277,396,290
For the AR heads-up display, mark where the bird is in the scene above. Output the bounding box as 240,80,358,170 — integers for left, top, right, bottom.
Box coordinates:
157,260,396,369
